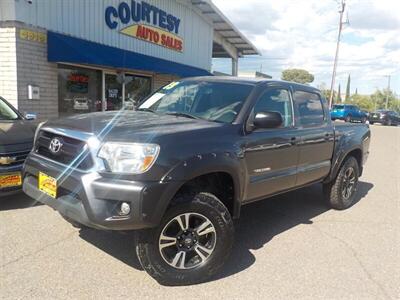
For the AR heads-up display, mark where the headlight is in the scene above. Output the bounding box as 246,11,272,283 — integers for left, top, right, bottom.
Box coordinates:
98,142,160,174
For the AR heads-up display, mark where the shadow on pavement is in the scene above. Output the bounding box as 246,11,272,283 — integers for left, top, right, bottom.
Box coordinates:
78,181,373,281
0,192,42,211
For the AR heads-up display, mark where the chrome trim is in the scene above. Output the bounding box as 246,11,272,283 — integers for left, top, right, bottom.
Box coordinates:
254,167,271,173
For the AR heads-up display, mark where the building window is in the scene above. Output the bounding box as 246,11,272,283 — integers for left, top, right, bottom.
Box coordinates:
58,65,102,117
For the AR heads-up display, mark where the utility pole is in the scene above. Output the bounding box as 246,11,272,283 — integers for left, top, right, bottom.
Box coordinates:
385,75,391,109
329,0,347,108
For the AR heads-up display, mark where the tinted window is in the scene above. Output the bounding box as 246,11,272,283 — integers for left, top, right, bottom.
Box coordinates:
294,91,324,126
139,81,253,123
333,105,344,109
0,97,19,120
253,88,293,127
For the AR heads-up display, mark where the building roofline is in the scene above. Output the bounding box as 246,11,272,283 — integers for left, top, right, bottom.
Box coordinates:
189,0,261,57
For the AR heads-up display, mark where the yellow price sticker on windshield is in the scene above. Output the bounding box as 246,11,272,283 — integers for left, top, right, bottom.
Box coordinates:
163,81,179,90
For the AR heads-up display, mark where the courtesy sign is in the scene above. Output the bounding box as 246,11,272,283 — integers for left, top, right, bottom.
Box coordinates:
105,1,183,52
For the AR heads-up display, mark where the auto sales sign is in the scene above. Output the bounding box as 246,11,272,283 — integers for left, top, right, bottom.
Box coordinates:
105,1,183,52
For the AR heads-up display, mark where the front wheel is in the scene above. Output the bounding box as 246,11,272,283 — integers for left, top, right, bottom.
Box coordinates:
345,115,352,123
323,156,359,210
136,192,234,286
361,116,367,123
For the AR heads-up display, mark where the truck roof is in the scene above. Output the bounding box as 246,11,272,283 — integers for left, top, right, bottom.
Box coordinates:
184,76,321,93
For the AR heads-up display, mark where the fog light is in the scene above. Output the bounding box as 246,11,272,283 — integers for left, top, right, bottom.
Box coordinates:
119,202,131,216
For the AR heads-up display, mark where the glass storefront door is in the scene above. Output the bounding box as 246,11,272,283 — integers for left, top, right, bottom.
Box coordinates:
104,74,123,111
58,65,102,117
58,65,153,115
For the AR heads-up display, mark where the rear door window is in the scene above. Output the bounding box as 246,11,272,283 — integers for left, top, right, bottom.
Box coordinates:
294,91,325,127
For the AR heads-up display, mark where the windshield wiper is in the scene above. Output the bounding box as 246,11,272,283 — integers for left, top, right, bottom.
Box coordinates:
165,112,200,120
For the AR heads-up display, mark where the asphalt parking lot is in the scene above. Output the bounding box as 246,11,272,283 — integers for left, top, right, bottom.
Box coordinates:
1,125,399,299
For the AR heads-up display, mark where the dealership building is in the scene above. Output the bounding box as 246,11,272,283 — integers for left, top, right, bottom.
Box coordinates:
0,0,259,119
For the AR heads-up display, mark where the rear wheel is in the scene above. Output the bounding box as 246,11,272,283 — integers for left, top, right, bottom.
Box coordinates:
369,121,374,125
345,115,352,122
386,119,392,126
361,116,367,123
323,156,359,210
136,192,234,286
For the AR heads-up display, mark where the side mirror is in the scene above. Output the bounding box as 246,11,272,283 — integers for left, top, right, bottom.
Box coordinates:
253,111,283,129
25,113,37,120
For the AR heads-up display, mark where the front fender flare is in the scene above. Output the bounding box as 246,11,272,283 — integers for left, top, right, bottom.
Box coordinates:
160,152,246,218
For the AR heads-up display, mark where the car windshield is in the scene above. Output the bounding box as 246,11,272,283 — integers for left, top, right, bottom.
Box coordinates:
333,105,344,109
138,81,254,123
0,97,19,120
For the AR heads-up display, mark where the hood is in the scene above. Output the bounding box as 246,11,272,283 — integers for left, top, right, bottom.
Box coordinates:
43,111,225,143
0,119,36,153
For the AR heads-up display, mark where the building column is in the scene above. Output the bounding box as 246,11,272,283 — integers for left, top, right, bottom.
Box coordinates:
231,57,238,76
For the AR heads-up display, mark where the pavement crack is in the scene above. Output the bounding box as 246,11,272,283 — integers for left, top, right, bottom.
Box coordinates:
312,225,392,299
0,231,76,269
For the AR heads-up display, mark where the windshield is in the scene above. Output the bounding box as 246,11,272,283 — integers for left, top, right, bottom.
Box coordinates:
138,81,254,123
0,97,19,120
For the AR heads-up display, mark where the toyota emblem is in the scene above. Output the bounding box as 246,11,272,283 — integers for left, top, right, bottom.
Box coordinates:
49,137,63,154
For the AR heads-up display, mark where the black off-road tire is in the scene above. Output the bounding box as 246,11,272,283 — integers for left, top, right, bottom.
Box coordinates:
323,156,359,210
136,192,234,286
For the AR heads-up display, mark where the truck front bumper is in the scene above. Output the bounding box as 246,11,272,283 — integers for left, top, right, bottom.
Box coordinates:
22,153,182,230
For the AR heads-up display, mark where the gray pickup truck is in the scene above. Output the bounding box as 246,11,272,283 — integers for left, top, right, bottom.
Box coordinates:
23,77,370,285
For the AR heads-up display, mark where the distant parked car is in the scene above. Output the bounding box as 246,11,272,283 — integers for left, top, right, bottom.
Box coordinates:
369,110,400,126
0,96,37,196
331,104,368,123
73,98,90,112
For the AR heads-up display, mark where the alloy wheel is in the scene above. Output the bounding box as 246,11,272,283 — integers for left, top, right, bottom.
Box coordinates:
342,167,356,201
158,212,217,270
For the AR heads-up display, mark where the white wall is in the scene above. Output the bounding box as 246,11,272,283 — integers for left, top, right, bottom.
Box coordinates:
0,0,213,71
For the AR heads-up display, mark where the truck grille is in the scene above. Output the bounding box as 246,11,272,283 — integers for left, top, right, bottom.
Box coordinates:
0,150,30,166
35,130,94,170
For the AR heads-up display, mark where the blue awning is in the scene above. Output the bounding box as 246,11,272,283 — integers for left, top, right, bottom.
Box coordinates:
47,31,211,77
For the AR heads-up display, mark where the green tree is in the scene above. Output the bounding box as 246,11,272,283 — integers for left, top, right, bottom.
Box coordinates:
337,84,342,103
370,89,400,113
281,69,314,84
345,74,351,101
317,82,332,100
349,94,374,111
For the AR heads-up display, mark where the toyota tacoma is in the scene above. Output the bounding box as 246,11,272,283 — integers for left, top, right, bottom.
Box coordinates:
22,77,370,285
